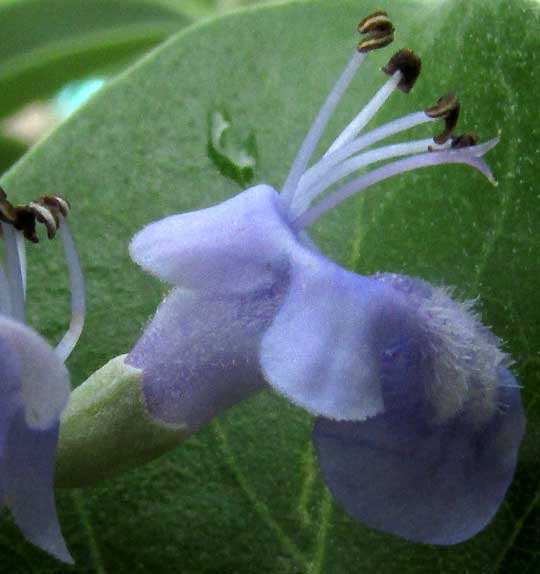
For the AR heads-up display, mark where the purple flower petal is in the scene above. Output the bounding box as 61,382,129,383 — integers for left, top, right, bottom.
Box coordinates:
3,411,72,563
127,281,287,431
0,335,21,456
313,371,525,545
260,261,397,421
129,185,297,294
0,317,70,429
0,318,71,562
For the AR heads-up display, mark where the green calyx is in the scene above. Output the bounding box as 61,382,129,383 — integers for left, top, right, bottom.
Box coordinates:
55,354,187,488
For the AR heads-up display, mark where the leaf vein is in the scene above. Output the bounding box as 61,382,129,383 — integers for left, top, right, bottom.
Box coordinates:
214,420,308,569
493,484,540,572
307,491,332,574
71,491,106,574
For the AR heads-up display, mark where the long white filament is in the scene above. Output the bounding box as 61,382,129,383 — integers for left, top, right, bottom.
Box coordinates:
16,230,27,297
55,218,85,362
295,111,435,200
280,51,365,204
2,223,25,322
292,140,499,231
324,71,402,157
0,259,12,315
291,138,450,215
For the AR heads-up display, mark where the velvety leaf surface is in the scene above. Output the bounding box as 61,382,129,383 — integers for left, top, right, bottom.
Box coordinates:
0,135,27,175
158,0,280,19
1,0,539,572
0,0,191,118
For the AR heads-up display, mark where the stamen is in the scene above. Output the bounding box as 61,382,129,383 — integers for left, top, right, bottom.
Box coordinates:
16,231,27,296
425,93,460,144
324,50,421,156
11,194,71,243
451,134,478,149
324,72,403,157
295,111,436,202
0,259,12,315
13,207,39,243
28,202,57,239
55,217,85,362
0,186,25,313
381,49,421,93
26,195,70,240
0,186,17,225
357,11,394,53
0,187,84,359
280,11,395,204
298,92,462,199
358,11,392,34
47,195,70,216
459,137,499,157
292,139,499,231
280,52,365,204
15,193,83,361
291,138,450,215
1,222,25,322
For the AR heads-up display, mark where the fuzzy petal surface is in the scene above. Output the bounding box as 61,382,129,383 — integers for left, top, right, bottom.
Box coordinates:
0,319,71,562
0,317,70,429
260,258,393,421
129,185,297,294
3,411,72,563
0,336,20,507
127,280,287,431
0,335,21,456
313,373,525,545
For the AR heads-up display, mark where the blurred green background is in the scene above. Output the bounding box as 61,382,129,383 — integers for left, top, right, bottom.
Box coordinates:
0,0,277,174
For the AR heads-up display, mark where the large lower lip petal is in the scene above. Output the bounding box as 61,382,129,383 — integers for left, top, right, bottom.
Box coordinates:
313,376,525,545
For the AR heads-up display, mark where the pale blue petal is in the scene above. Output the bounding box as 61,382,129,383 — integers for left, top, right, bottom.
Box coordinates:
3,410,73,563
0,335,21,457
313,372,525,545
127,280,287,431
0,336,21,509
0,317,69,430
129,185,297,294
260,262,426,421
0,320,71,561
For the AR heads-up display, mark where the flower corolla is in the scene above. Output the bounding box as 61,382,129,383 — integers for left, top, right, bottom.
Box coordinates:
0,192,84,562
127,12,525,545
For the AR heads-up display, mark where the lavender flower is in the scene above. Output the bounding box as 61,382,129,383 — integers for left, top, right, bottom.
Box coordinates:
127,12,524,544
0,192,84,562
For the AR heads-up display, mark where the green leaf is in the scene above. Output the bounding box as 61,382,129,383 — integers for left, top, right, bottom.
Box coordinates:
1,0,540,571
157,0,283,19
0,135,27,175
0,0,191,119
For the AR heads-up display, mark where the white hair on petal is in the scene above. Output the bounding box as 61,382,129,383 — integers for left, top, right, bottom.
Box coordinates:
419,286,511,428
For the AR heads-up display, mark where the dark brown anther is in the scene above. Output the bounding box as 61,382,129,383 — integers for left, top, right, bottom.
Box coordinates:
13,207,39,243
26,195,70,240
382,49,421,93
0,186,17,227
358,11,392,34
451,134,479,149
357,10,394,53
425,93,460,144
0,188,39,242
0,188,70,242
29,203,57,239
39,195,70,217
